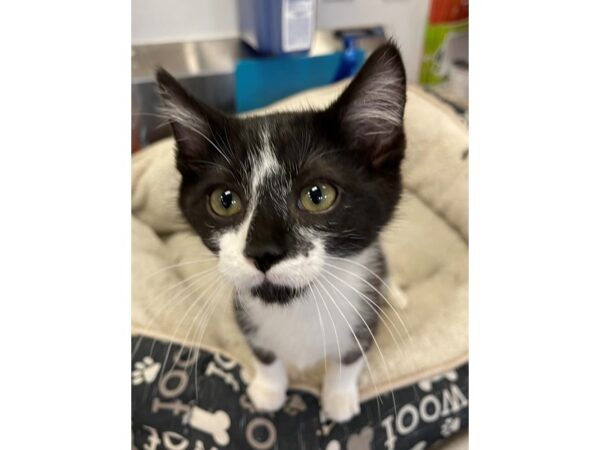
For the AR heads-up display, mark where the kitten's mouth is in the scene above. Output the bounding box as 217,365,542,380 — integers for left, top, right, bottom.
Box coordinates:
250,281,307,305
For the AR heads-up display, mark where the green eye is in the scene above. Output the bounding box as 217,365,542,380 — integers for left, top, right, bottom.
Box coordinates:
209,188,242,217
299,183,338,212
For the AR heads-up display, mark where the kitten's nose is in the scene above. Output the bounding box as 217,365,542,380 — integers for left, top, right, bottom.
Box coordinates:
244,246,286,273
244,209,288,273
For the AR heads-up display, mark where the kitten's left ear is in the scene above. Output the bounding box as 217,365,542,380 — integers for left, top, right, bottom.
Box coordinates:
155,68,228,174
328,42,407,169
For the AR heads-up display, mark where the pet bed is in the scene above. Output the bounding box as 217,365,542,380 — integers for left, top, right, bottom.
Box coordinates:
132,80,468,450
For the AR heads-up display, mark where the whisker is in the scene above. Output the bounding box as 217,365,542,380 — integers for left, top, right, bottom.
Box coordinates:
193,282,228,349
308,283,329,380
138,257,218,284
318,274,398,416
321,265,410,344
314,278,383,417
132,268,218,358
142,272,218,361
324,259,413,343
312,281,342,378
327,256,392,290
181,280,226,402
169,283,223,401
192,282,229,402
156,275,223,385
320,267,412,379
322,265,422,404
139,266,218,314
174,277,226,362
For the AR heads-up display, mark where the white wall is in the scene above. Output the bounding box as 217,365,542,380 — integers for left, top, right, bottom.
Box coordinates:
317,0,431,82
132,0,239,44
132,0,430,82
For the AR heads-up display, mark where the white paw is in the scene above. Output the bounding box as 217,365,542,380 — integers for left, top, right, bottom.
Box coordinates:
322,386,361,423
247,378,287,412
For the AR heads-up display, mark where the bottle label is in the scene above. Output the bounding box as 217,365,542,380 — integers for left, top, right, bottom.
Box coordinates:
282,0,315,52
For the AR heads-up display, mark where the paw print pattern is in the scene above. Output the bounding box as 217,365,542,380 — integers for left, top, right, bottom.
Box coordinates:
132,356,161,385
440,416,461,437
418,370,459,392
347,426,374,450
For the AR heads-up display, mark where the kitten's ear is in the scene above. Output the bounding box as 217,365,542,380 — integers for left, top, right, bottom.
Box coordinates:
328,42,407,169
155,68,224,171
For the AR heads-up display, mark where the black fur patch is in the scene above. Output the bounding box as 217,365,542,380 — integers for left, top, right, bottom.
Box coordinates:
250,282,306,305
252,347,277,365
233,295,256,335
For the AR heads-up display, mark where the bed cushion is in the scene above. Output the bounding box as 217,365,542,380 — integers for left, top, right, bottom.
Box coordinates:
132,81,468,450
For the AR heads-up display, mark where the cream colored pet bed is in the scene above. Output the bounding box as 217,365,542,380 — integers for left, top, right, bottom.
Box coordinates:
132,81,468,450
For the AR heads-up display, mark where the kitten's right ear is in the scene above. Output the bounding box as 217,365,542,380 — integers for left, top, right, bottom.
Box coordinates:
327,42,407,170
155,68,222,169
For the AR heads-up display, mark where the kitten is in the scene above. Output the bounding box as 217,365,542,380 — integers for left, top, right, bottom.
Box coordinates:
156,42,406,422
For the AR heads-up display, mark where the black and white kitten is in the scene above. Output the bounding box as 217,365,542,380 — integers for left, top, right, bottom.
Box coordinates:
156,42,407,422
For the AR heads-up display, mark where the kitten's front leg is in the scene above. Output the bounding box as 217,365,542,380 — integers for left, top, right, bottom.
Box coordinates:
321,356,364,422
246,349,288,412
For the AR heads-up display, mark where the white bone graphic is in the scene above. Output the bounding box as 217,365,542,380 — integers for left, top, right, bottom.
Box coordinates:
186,406,231,446
205,361,240,391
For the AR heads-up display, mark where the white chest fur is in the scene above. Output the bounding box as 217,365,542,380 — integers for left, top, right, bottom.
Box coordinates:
239,253,378,370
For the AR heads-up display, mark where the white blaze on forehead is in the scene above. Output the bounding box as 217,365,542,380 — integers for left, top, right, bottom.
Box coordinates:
216,128,283,289
250,128,281,197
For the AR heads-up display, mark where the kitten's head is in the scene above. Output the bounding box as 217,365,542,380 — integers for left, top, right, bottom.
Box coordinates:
157,43,406,304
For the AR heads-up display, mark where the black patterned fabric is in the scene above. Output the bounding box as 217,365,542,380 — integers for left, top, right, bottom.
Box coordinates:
132,336,468,450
